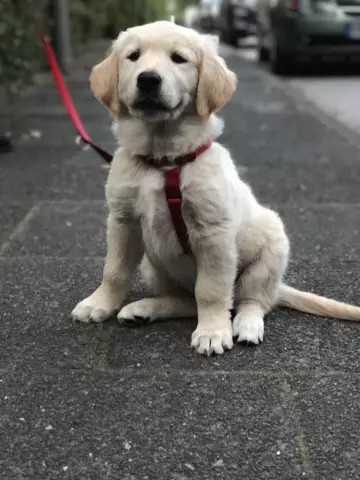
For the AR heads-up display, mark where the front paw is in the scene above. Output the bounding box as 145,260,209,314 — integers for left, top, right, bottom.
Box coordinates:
117,300,154,325
191,321,233,356
232,312,264,344
71,288,120,323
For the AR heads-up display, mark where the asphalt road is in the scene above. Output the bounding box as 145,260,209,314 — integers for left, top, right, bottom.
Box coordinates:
233,39,360,134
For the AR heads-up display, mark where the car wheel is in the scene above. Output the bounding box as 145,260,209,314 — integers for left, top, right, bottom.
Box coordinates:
229,31,239,47
270,41,293,75
220,28,228,44
257,35,269,62
259,45,270,62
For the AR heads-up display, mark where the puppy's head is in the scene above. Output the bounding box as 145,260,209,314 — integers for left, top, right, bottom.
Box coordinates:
90,21,237,122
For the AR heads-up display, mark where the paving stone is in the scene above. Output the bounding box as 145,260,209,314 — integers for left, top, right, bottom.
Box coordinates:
0,89,105,118
0,370,304,480
221,101,337,148
10,115,114,147
5,201,107,257
285,260,360,374
0,258,104,318
0,146,108,201
1,314,100,371
224,130,357,170
278,205,360,261
319,321,360,373
0,203,32,247
289,374,360,480
0,257,103,370
244,161,360,204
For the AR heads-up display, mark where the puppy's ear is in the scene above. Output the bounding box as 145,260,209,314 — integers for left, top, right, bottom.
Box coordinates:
196,52,237,121
90,51,120,117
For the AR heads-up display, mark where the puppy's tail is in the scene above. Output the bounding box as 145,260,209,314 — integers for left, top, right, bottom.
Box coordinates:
277,284,360,321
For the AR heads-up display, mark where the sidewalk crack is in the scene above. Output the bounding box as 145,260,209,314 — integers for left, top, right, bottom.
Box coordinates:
281,373,315,480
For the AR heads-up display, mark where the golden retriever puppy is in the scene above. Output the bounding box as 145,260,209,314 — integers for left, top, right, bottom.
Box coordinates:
72,21,360,356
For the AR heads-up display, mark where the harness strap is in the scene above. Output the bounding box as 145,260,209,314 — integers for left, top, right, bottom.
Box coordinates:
165,168,192,255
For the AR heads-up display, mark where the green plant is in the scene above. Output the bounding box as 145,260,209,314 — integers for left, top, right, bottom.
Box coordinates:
0,0,179,90
0,0,49,91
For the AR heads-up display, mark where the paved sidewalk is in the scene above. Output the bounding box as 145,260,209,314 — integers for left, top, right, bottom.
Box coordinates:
1,44,360,480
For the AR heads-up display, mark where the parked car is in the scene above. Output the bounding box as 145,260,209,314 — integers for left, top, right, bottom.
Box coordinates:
218,0,258,46
256,0,360,74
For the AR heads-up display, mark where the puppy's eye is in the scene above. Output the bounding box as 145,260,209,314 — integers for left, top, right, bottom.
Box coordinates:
127,50,140,62
171,53,187,64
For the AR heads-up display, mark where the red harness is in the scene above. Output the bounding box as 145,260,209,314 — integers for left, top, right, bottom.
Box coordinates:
138,141,213,255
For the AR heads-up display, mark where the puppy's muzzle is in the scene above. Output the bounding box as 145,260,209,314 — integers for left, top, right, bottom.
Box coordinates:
137,70,162,95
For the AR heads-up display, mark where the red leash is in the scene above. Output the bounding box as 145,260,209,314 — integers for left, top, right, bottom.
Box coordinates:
40,30,212,254
40,31,113,163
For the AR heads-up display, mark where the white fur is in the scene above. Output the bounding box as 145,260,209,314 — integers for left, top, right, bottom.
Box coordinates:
73,21,360,356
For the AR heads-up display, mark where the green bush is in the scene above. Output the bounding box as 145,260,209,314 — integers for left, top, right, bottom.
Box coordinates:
0,0,49,91
0,0,194,90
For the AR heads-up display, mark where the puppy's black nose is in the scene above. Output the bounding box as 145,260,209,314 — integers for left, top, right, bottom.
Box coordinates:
137,70,162,92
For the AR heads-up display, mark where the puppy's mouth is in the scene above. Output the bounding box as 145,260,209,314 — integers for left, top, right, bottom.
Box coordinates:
132,96,181,113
